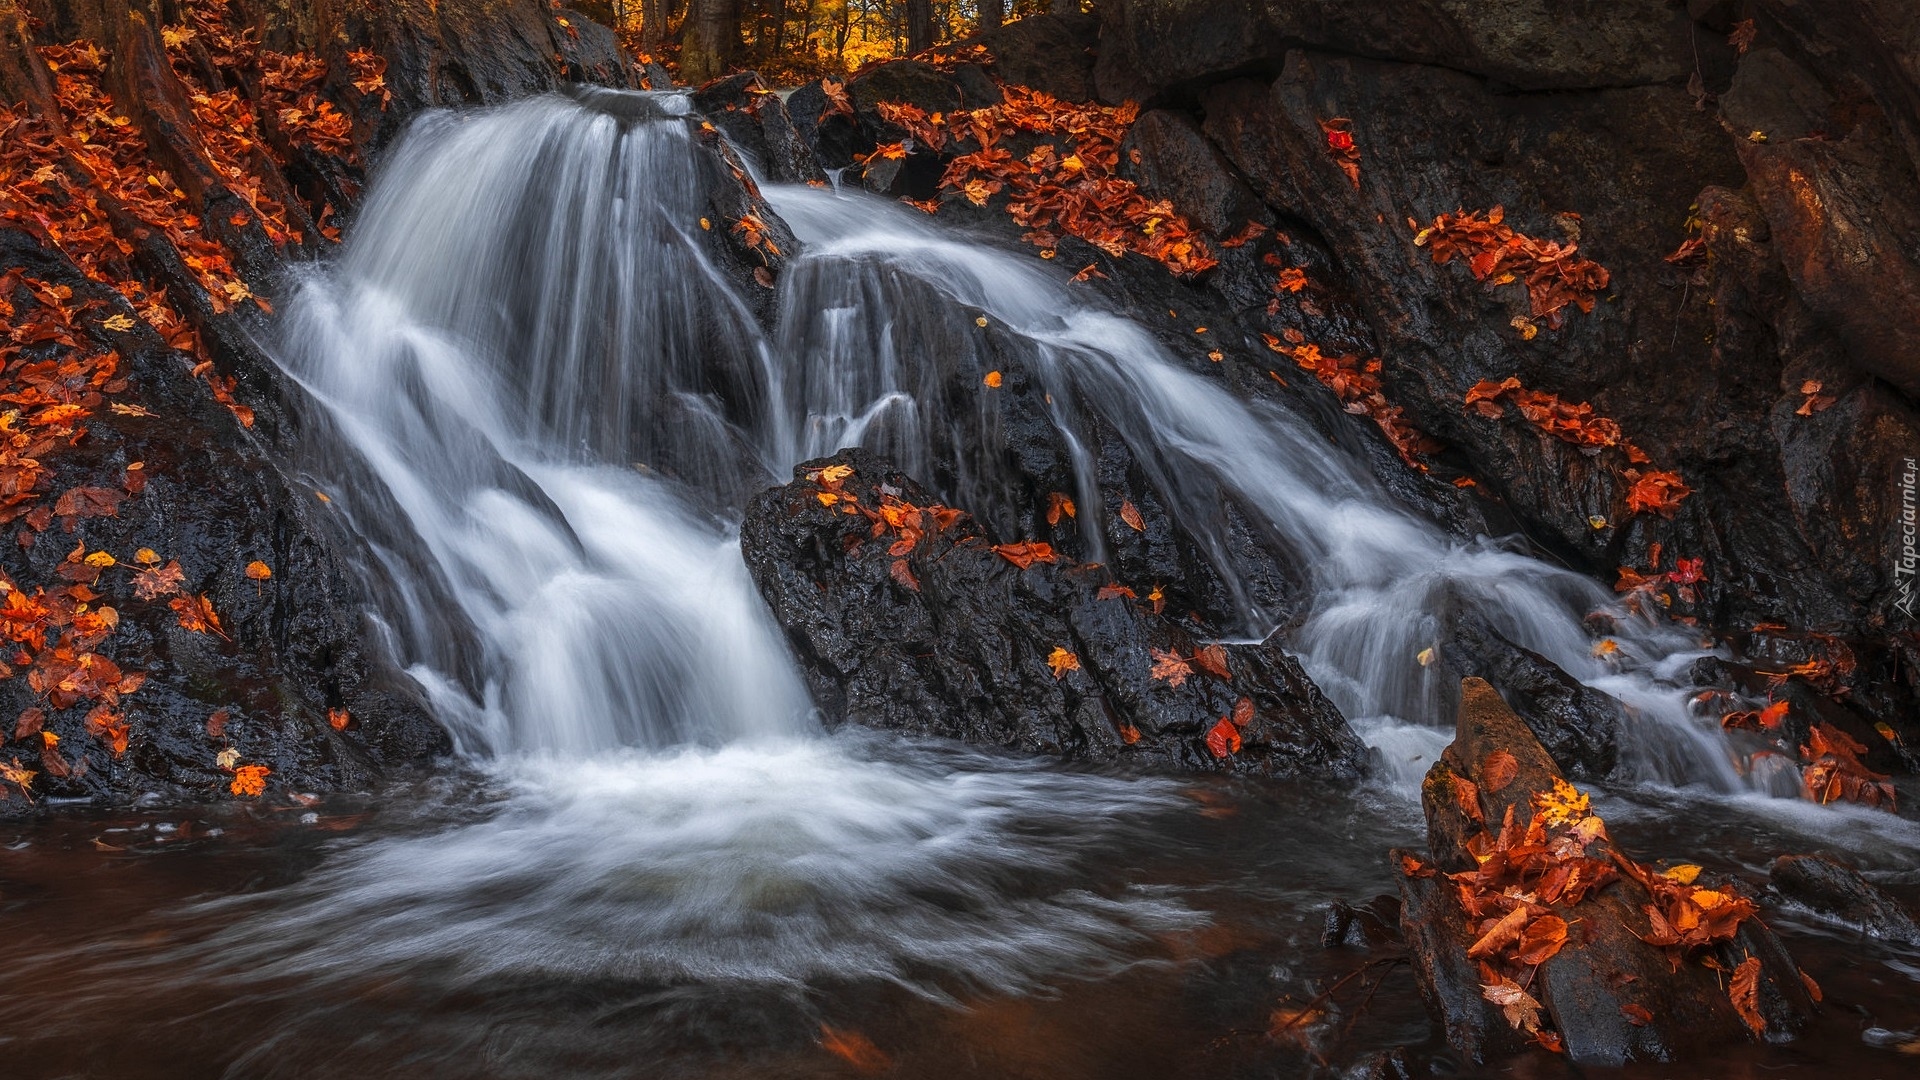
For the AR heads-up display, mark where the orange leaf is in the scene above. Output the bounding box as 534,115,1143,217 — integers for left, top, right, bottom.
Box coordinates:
1095,582,1136,601
1046,491,1076,526
990,541,1057,570
1205,716,1241,758
888,558,920,592
1047,646,1079,679
1118,499,1145,532
327,708,350,731
230,763,270,797
1148,647,1192,688
245,560,272,581
1513,914,1568,965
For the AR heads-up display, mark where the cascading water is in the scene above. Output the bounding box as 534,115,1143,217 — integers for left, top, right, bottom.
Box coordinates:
284,88,1780,797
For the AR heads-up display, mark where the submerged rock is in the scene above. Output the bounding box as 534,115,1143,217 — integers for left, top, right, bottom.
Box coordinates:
740,448,1367,778
1770,854,1920,947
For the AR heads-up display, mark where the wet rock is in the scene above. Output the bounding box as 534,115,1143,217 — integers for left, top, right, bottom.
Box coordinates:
0,230,448,814
740,448,1367,778
1395,677,1815,1065
1094,0,1695,104
1770,853,1920,946
1322,894,1404,949
975,13,1099,103
691,71,827,185
1439,610,1622,778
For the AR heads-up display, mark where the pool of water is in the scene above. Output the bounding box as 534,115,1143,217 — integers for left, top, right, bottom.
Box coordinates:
2,731,1915,1080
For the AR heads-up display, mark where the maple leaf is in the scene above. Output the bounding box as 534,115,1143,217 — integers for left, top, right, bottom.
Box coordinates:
1624,470,1691,517
1148,647,1193,688
1192,643,1231,680
134,559,186,600
818,1025,890,1074
230,763,270,797
990,541,1057,570
1532,778,1590,827
818,79,854,122
1205,716,1241,758
1047,646,1079,679
0,753,35,803
1730,956,1765,1035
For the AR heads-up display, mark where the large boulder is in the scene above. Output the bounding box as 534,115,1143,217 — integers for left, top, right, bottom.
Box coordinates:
740,448,1368,778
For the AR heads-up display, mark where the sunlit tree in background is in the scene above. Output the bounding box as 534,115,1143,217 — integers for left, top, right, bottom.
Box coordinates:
578,0,1084,83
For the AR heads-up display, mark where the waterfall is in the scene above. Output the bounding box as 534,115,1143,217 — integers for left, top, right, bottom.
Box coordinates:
281,88,1767,796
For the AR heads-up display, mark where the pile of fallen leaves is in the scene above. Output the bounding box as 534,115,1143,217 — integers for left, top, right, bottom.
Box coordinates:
1406,773,1797,1051
1465,376,1690,516
1412,206,1609,332
843,84,1216,278
1264,329,1438,468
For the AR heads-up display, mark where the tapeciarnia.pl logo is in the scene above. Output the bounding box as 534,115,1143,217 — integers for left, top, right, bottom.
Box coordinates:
1898,457,1918,619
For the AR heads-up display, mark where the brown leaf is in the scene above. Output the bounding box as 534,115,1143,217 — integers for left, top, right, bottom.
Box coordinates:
1514,914,1568,966
1118,499,1145,532
1467,906,1531,959
206,709,229,738
1620,1003,1652,1026
1482,749,1519,792
1148,648,1193,688
1192,643,1231,680
888,558,920,592
1730,955,1766,1036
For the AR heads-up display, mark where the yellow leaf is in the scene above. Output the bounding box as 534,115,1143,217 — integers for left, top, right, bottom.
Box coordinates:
1662,864,1702,885
816,491,839,507
818,465,854,484
699,217,711,230
102,314,135,332
84,551,116,568
245,560,272,581
215,747,239,770
135,548,160,565
1047,647,1079,678
1415,647,1435,667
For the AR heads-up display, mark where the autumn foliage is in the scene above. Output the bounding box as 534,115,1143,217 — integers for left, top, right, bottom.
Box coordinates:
1465,376,1690,516
853,84,1216,277
1264,328,1438,468
1412,206,1609,331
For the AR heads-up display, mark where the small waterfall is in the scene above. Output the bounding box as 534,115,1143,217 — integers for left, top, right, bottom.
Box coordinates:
278,93,811,755
283,88,1761,796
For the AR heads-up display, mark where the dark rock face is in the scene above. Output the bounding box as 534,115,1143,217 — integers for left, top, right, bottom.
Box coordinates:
691,72,827,185
1072,0,1920,748
1770,853,1920,946
740,448,1367,778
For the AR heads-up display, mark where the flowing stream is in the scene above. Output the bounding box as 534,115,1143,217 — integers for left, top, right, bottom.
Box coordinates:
3,90,1917,1079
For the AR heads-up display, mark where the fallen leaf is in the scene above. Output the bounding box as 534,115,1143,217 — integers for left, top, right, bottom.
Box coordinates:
983,370,1002,388
1621,1002,1653,1026
1118,499,1145,532
1482,749,1519,792
1047,646,1079,679
1730,955,1765,1035
230,763,270,797
1514,914,1568,965
1205,716,1241,758
245,560,272,581
327,708,350,731
1149,648,1193,688
1192,643,1231,680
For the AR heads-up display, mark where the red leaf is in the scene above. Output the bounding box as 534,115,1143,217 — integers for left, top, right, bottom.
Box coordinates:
1205,716,1241,758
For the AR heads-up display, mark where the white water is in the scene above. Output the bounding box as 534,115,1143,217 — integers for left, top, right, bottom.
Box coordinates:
249,89,1817,990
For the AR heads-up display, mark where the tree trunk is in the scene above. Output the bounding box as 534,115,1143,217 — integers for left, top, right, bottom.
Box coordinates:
681,0,739,83
977,0,1001,31
905,0,932,54
640,0,669,48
